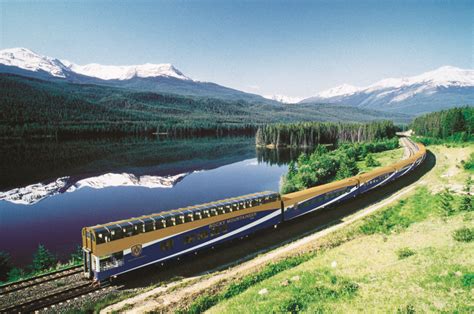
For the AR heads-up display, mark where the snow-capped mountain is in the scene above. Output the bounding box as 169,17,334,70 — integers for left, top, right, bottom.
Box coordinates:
0,47,70,78
0,47,272,103
0,47,190,81
63,61,191,81
0,172,189,205
301,66,474,114
263,94,303,104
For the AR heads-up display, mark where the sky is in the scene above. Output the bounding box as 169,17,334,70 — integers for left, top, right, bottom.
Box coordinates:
0,0,472,98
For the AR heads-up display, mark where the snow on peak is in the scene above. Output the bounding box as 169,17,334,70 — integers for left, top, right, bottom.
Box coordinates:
316,84,360,98
0,47,191,81
0,172,190,205
66,62,191,81
263,94,303,104
0,47,68,77
313,66,474,99
367,66,474,90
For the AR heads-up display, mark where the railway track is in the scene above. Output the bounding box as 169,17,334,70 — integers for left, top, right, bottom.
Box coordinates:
0,265,106,313
0,281,105,313
0,265,82,295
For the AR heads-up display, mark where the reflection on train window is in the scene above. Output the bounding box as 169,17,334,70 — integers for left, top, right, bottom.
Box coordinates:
99,252,124,271
160,239,174,251
183,235,195,244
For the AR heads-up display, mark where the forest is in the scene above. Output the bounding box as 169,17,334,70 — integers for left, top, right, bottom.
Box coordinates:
255,120,397,147
410,106,473,140
280,138,400,193
0,74,409,138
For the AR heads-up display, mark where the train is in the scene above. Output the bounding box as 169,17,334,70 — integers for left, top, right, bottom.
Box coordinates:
82,138,426,282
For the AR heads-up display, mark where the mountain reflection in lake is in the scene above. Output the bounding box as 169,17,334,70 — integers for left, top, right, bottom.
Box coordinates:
0,136,308,266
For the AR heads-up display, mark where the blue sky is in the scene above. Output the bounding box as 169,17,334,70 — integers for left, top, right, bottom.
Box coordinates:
1,0,472,97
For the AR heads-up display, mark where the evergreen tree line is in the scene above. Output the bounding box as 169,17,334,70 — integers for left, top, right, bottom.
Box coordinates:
255,120,397,147
410,106,473,140
280,138,400,193
0,245,82,283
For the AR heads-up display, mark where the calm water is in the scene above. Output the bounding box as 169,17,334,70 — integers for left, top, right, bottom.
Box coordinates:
0,136,306,266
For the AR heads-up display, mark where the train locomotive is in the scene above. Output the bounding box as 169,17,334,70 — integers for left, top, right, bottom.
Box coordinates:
82,138,426,281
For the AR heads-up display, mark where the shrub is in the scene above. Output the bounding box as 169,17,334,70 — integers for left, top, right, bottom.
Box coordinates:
438,188,455,217
365,154,381,168
463,152,474,171
396,247,416,259
462,273,474,287
279,297,305,313
452,227,474,242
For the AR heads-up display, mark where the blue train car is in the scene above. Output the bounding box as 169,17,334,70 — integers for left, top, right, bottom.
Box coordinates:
82,192,281,281
282,178,359,221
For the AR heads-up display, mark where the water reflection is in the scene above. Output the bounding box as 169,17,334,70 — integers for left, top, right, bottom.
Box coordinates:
0,136,310,265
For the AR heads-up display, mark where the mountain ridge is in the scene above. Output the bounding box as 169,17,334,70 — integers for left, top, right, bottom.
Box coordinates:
301,66,474,114
0,47,273,104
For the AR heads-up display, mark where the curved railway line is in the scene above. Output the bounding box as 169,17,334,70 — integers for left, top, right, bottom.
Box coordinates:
0,137,426,313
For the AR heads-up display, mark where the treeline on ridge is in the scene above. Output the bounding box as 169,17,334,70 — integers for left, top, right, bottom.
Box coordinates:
0,74,410,139
410,106,473,140
255,120,398,147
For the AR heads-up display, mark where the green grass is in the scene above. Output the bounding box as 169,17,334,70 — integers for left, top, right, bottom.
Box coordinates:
359,187,434,235
178,255,313,314
205,185,474,313
357,147,404,173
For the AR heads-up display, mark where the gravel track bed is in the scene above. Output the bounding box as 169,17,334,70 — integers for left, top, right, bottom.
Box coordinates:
0,273,87,309
41,285,120,313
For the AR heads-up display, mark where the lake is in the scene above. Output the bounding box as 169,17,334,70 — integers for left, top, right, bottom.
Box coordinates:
0,136,307,266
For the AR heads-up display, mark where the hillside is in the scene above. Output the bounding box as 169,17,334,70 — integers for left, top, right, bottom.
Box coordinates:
0,74,411,138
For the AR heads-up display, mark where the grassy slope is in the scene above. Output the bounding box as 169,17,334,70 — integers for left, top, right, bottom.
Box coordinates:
205,144,474,313
357,147,405,173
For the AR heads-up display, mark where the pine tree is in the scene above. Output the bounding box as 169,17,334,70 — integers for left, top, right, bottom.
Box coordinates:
459,178,473,212
31,245,57,272
0,251,12,282
365,154,380,168
439,188,455,217
69,246,83,264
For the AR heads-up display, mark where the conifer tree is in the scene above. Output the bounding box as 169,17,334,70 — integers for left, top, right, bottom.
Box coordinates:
31,245,57,272
439,188,455,217
0,251,12,282
459,178,473,212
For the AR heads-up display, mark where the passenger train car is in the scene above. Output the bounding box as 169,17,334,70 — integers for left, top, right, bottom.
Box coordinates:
83,138,426,281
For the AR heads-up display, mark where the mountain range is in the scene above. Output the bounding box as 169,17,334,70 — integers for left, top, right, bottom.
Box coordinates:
0,47,271,104
0,47,472,115
301,66,474,114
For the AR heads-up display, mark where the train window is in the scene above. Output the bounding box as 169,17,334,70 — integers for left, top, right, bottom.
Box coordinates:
197,230,209,240
109,226,123,241
176,215,185,225
186,213,194,222
143,218,155,232
210,208,218,216
203,210,210,218
193,211,202,220
221,224,228,233
160,239,173,251
120,223,134,237
157,219,166,229
166,217,176,227
217,206,225,215
225,205,232,213
232,203,239,211
132,221,144,235
96,233,105,244
239,202,245,209
183,235,195,244
210,227,219,237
